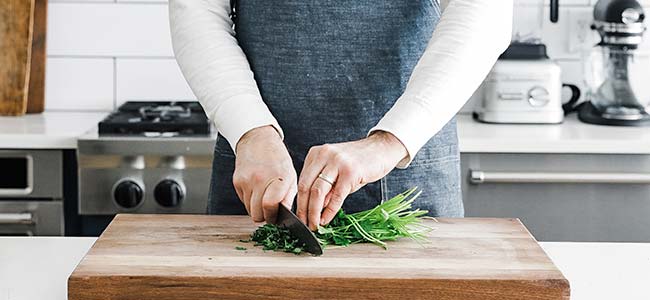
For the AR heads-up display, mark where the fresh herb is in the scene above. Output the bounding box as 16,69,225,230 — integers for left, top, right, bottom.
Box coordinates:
250,224,305,254
235,246,247,251
247,188,431,254
315,187,431,249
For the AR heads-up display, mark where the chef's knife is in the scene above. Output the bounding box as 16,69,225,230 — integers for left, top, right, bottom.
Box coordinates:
275,204,323,256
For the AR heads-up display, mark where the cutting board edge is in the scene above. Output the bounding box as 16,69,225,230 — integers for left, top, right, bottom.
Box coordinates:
68,274,570,300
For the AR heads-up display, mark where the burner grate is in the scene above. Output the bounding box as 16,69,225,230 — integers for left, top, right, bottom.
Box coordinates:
98,101,211,136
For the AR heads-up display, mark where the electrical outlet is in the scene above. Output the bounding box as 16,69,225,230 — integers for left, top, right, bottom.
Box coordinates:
567,9,597,55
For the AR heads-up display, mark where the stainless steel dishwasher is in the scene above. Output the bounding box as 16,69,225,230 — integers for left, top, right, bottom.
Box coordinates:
461,153,650,242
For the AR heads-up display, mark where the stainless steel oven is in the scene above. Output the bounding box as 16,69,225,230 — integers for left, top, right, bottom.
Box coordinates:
0,150,64,236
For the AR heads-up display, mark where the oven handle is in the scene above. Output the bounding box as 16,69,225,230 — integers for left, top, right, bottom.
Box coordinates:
0,212,35,225
469,170,650,184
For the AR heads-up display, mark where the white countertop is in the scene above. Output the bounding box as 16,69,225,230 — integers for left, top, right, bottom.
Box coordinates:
0,238,649,300
0,111,649,154
456,114,650,154
0,112,107,149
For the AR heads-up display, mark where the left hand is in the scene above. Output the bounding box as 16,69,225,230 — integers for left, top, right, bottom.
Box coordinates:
296,131,408,230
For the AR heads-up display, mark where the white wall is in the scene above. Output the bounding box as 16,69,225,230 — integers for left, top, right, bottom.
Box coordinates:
45,0,650,112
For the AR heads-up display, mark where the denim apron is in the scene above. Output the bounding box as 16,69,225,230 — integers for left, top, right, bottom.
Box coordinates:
208,0,463,217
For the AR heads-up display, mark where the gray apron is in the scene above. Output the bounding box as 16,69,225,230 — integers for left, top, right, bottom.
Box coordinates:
208,0,463,217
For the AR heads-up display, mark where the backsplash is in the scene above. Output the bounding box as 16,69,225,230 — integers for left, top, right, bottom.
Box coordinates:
45,0,650,112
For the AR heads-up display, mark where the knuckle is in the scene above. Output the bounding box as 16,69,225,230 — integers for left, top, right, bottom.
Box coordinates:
319,144,332,155
330,190,345,204
310,186,324,197
332,152,346,164
324,205,339,215
250,172,265,183
262,202,275,211
297,182,310,194
307,147,318,157
232,175,242,187
338,162,353,175
296,206,307,216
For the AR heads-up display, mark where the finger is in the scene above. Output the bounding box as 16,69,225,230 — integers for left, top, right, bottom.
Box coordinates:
297,148,326,223
308,165,338,231
321,168,354,225
234,185,244,202
262,178,291,224
323,193,332,208
281,183,297,210
250,187,264,223
241,188,252,215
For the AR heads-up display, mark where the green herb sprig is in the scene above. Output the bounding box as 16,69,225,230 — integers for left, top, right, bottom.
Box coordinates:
315,187,431,249
245,188,432,254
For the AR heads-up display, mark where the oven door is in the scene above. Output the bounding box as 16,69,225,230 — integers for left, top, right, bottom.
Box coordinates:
0,150,62,198
0,201,63,236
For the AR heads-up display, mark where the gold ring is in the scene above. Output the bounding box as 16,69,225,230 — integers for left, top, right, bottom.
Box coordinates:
318,173,335,185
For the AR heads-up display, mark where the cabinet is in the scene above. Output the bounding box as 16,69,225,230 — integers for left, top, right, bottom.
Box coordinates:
461,153,650,242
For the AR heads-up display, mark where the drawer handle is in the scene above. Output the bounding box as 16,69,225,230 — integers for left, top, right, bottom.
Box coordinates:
469,171,650,184
0,212,34,225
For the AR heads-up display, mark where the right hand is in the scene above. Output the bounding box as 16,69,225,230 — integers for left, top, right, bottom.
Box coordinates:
233,126,297,224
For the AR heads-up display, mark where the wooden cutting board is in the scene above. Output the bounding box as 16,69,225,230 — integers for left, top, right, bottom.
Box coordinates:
69,215,569,300
0,0,35,116
26,0,47,114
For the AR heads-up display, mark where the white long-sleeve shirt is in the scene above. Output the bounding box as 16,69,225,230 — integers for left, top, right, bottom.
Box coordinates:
169,0,512,167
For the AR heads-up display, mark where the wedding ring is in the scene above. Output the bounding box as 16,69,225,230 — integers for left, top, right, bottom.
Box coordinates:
317,173,335,185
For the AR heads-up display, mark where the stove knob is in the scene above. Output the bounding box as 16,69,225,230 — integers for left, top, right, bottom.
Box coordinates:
154,179,185,208
113,180,144,209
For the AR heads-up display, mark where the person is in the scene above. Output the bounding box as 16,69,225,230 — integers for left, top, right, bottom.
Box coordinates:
170,0,512,230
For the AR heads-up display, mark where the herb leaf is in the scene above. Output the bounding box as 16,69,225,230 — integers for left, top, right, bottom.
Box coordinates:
250,224,306,255
315,187,431,249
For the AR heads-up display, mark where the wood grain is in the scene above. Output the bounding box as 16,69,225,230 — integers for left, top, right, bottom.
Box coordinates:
69,215,570,300
26,0,47,114
0,0,35,116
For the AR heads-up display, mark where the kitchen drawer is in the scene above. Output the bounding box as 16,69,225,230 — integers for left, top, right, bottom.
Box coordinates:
461,153,650,242
0,201,63,236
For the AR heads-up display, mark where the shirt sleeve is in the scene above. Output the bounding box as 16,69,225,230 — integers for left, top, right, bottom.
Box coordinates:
169,0,283,152
369,0,513,168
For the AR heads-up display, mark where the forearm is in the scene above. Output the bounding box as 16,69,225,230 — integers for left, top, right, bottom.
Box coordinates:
371,0,513,167
169,0,283,151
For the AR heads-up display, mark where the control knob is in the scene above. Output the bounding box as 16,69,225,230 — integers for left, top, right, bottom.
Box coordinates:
154,179,185,208
113,180,144,209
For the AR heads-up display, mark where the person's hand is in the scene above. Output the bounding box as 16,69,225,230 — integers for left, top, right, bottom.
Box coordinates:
233,126,297,224
296,131,408,230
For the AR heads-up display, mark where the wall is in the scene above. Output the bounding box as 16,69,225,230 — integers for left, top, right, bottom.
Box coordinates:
45,0,650,112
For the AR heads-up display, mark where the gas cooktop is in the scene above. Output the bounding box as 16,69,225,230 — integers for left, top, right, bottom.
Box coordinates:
98,101,211,136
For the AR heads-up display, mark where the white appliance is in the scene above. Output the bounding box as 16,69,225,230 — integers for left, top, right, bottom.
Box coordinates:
474,0,579,124
475,59,565,124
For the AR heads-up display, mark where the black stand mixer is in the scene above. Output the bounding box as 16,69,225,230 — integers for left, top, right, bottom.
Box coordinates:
579,0,650,126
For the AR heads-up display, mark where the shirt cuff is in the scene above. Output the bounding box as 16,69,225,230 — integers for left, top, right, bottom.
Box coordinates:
209,94,284,153
368,94,452,169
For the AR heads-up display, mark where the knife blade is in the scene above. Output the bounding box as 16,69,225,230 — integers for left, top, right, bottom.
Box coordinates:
275,204,323,256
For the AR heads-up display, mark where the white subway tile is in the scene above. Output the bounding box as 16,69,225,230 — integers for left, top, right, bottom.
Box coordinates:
118,0,168,2
49,0,113,2
115,58,196,106
542,7,595,59
47,2,173,57
45,57,115,111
